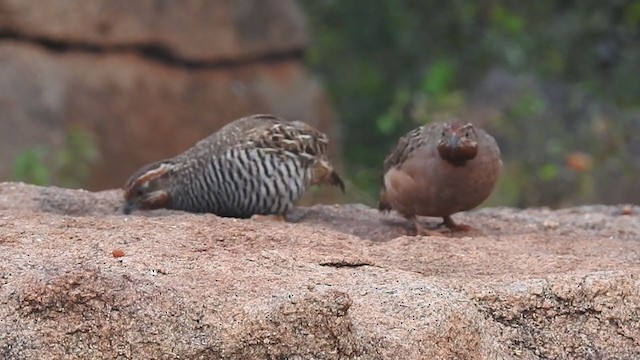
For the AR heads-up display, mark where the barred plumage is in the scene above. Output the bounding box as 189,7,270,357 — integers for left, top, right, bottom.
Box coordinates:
123,114,344,217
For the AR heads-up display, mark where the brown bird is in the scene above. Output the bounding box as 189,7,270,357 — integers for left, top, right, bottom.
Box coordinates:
123,114,344,218
378,121,501,235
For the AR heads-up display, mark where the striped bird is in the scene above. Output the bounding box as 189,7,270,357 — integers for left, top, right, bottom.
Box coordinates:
123,114,344,218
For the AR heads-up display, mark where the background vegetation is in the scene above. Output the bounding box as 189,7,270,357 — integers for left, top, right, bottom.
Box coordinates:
9,1,638,208
300,0,640,207
12,128,98,189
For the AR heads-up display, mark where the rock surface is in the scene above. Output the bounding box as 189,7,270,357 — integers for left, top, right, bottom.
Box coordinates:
1,182,639,359
0,1,338,193
0,0,308,61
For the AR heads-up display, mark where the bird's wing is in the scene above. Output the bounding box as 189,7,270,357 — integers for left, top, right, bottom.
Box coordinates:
178,114,288,159
242,116,330,165
244,116,344,191
382,123,440,175
178,113,331,165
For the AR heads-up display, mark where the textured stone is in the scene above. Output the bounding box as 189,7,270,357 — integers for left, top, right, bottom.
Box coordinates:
1,182,639,359
0,0,338,198
0,43,337,192
0,0,308,61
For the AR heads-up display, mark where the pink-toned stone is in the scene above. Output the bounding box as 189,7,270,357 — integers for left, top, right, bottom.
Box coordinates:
0,0,339,201
0,43,338,193
0,182,639,358
0,0,309,61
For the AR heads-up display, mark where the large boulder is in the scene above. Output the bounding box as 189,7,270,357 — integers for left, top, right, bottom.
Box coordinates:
0,0,309,61
0,1,338,194
0,182,639,359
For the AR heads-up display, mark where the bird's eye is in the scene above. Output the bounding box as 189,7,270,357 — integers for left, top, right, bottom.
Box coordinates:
441,131,446,137
136,187,145,197
465,131,470,137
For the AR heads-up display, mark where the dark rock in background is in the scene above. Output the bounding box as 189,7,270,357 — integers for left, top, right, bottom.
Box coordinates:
0,0,339,196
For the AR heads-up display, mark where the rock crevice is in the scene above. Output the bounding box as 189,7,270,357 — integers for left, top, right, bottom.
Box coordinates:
0,28,305,70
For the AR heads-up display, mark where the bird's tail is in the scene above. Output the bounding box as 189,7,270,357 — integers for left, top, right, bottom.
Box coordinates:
378,188,392,212
328,170,345,193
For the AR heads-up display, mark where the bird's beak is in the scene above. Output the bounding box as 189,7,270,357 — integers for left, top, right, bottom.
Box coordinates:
122,201,136,215
448,135,460,148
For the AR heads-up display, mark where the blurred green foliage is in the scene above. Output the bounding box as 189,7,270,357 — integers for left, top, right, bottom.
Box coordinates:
12,128,99,188
12,146,50,186
300,0,640,207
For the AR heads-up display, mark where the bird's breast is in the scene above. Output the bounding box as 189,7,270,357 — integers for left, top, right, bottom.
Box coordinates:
385,145,501,217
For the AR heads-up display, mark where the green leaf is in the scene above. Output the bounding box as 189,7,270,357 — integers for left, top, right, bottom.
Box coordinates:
12,147,50,185
538,163,558,181
491,5,524,35
421,60,455,96
376,89,411,135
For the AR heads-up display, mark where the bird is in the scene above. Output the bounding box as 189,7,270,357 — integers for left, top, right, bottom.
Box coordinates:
122,114,344,218
378,121,502,236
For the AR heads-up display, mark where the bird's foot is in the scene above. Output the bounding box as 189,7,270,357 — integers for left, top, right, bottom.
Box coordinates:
440,216,473,232
418,228,451,236
413,217,449,237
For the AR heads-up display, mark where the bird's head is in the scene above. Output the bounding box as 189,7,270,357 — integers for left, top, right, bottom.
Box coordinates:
436,122,479,166
122,161,175,214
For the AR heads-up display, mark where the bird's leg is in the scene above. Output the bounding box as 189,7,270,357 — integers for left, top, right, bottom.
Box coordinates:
412,216,447,236
441,215,472,232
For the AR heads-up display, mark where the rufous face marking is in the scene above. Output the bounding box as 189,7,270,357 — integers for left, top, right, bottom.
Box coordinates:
123,162,173,214
436,122,479,166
